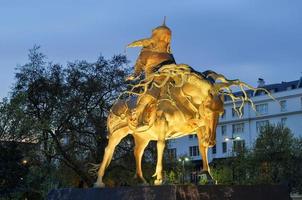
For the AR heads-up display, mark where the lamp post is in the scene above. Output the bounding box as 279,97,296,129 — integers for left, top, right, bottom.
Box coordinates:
178,157,190,184
224,136,241,156
224,136,241,182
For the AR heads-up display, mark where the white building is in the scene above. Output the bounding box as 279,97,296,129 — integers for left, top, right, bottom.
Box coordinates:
168,77,302,165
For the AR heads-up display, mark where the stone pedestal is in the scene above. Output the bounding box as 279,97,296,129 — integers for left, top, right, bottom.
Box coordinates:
47,185,290,200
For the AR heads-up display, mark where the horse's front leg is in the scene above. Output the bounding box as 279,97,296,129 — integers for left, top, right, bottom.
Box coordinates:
152,117,167,185
152,139,165,185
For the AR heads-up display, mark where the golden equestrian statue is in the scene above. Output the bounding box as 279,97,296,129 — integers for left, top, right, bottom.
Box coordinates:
94,19,275,187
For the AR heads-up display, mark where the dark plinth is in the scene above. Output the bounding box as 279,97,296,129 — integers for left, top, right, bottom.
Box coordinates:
47,185,290,200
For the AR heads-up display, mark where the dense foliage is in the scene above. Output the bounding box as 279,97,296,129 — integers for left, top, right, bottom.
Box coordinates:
211,124,302,193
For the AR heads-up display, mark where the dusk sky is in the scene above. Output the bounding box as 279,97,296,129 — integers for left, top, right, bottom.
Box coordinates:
1,0,302,99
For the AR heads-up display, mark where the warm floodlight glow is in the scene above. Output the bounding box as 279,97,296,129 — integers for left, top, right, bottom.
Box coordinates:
22,159,28,165
93,21,276,188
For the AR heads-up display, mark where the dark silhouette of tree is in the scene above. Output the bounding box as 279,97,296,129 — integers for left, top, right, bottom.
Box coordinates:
3,45,130,187
0,142,29,198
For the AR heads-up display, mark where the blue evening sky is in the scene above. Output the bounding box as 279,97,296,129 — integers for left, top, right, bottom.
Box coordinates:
1,0,302,99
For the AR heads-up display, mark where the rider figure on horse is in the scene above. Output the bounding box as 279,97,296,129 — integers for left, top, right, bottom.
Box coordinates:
127,18,176,131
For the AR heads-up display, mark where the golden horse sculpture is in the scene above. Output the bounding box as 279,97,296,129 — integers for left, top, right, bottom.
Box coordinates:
94,21,274,187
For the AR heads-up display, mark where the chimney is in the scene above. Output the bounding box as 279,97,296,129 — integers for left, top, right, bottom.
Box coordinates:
257,78,265,87
298,73,302,88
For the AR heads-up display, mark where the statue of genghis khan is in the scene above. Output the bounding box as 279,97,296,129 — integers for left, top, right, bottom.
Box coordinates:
126,18,177,131
93,18,274,187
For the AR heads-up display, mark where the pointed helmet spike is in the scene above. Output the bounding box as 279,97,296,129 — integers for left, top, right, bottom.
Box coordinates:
163,16,166,26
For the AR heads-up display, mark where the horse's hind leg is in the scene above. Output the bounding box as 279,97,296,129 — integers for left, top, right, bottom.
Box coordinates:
197,128,215,184
94,127,129,188
133,135,150,184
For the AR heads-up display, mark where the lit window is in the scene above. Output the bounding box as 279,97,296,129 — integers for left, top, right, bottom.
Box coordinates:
280,100,287,112
221,125,227,136
255,103,268,115
281,118,287,126
189,146,199,157
233,140,245,152
222,142,227,153
256,120,269,133
232,123,244,134
212,145,216,154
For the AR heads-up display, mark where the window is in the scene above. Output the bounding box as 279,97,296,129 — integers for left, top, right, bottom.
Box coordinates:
256,120,269,133
189,135,197,139
232,107,244,117
255,103,268,115
281,118,287,127
189,146,199,157
232,123,244,134
222,142,227,153
233,140,245,152
167,148,177,159
280,100,287,112
212,145,216,154
221,125,227,136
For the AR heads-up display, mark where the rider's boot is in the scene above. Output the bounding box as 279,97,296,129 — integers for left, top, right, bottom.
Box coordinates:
136,112,150,132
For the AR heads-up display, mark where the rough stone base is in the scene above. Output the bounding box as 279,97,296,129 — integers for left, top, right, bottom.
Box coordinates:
47,185,290,200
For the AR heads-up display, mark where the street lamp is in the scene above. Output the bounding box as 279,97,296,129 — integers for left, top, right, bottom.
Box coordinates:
224,136,241,142
22,159,28,165
178,156,190,184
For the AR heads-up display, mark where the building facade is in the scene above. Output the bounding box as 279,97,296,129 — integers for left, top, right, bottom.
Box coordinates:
168,78,302,164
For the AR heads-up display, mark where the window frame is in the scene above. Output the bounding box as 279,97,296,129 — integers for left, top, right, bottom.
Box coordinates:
222,142,227,153
280,100,287,112
255,103,268,116
232,123,244,135
256,120,269,133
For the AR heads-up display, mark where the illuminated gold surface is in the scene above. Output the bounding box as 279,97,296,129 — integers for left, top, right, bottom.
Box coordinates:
126,18,174,80
94,22,274,187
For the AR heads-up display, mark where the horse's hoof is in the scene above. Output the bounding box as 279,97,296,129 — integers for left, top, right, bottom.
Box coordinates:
133,174,138,179
154,179,162,185
140,182,149,186
94,181,105,188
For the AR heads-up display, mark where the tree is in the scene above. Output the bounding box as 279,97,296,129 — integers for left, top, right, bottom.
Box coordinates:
211,123,302,192
253,124,295,185
3,46,131,188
